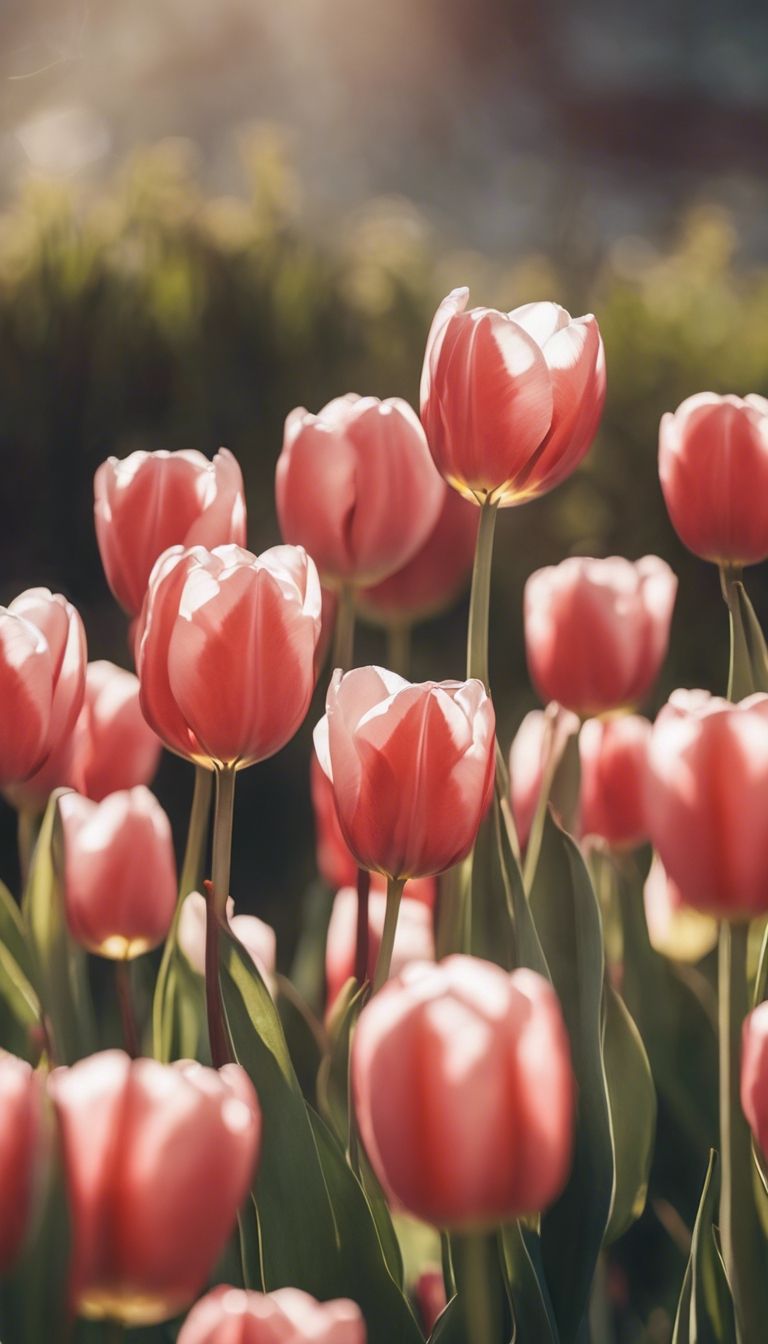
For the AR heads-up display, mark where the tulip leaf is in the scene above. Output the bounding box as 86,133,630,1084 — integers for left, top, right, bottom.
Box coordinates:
602,982,657,1244
672,1152,736,1344
529,813,613,1344
152,909,204,1065
466,783,549,978
0,880,37,987
501,1221,560,1343
0,940,40,1059
726,579,768,702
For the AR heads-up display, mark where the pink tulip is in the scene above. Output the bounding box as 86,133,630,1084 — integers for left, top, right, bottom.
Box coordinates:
524,556,677,716
358,487,478,623
275,395,443,587
95,448,247,616
645,690,768,917
325,888,434,1009
66,660,161,802
352,956,574,1227
58,786,177,958
643,854,717,963
314,668,495,880
659,393,768,567
742,1002,768,1162
137,544,321,769
0,1052,43,1273
420,289,605,507
179,892,276,987
508,704,580,850
579,715,651,850
48,1051,261,1325
416,1268,447,1335
177,1286,365,1344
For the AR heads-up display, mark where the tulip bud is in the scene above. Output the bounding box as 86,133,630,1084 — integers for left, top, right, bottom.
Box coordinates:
95,448,247,616
352,957,573,1228
325,889,434,1009
358,487,478,624
579,715,651,851
742,1002,768,1163
645,690,768,917
276,395,443,588
177,1286,365,1344
137,544,321,770
508,705,580,851
420,289,605,507
67,660,161,802
58,786,177,959
48,1051,261,1325
524,556,677,716
0,1051,44,1273
179,892,276,989
314,668,495,880
416,1268,447,1335
643,854,717,963
659,393,768,567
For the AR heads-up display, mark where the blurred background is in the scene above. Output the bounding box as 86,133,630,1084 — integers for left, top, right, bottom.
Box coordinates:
1,4,767,1334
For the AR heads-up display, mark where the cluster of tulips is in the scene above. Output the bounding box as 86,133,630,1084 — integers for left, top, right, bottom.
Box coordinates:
2,284,768,1344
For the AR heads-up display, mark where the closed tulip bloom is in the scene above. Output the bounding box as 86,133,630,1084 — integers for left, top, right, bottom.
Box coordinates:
741,1002,768,1162
359,487,478,624
643,854,717,963
645,690,768,917
314,668,495,880
525,556,677,717
58,786,177,958
68,661,161,801
509,705,580,851
49,1052,260,1325
179,892,276,989
420,289,605,507
326,888,434,1009
95,448,247,617
659,393,768,567
579,715,651,850
416,1269,447,1335
352,956,574,1227
276,394,443,587
137,544,321,769
177,1286,365,1344
0,1052,43,1273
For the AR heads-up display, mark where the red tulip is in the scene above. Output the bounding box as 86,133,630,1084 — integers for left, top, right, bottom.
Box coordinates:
579,715,651,850
645,690,768,917
352,955,574,1227
177,1286,365,1344
314,668,495,880
0,1052,43,1273
358,487,478,624
416,1268,447,1335
420,290,605,507
48,1051,261,1325
742,1002,768,1162
58,786,177,959
508,705,580,851
66,660,161,802
275,395,443,587
325,888,434,1009
659,393,768,567
524,556,677,716
95,448,247,617
137,544,321,769
179,892,276,988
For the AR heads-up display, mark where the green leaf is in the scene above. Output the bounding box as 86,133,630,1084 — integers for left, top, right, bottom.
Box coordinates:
465,782,549,978
672,1152,737,1344
602,983,657,1243
151,900,205,1065
726,579,768,701
0,940,40,1059
501,1221,559,1344
529,814,613,1343
0,880,37,987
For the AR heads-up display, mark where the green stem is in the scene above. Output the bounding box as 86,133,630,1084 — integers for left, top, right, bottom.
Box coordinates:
452,1231,505,1344
332,584,356,673
372,877,404,993
205,765,237,1068
114,959,140,1058
466,498,499,689
211,766,236,918
178,765,213,899
386,621,412,677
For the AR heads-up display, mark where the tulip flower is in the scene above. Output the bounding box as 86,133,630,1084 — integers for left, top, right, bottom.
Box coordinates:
741,1002,768,1162
352,955,574,1227
179,892,276,988
325,888,434,1009
58,786,177,958
66,660,161,802
416,1269,447,1335
645,690,768,917
659,393,768,567
508,705,580,851
48,1052,260,1325
275,394,443,589
524,556,677,717
1,589,86,793
177,1286,365,1344
643,854,717,963
94,447,247,617
420,290,605,509
579,715,651,851
0,1052,43,1273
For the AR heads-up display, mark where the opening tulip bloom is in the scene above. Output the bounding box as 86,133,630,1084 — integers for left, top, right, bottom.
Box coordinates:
314,668,495,880
579,714,652,851
741,1002,768,1163
137,544,321,770
508,705,580,851
95,447,247,617
325,888,434,1010
58,786,177,959
177,1286,366,1344
67,660,161,802
275,394,443,588
420,289,605,507
0,1051,43,1273
48,1052,261,1325
659,393,768,567
645,690,768,917
352,956,574,1227
179,892,276,990
524,556,677,717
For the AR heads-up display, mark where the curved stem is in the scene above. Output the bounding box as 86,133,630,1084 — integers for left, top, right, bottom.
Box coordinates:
466,498,499,689
386,621,412,678
205,765,237,1068
332,584,356,674
178,765,213,900
354,867,371,984
114,960,139,1059
372,877,404,993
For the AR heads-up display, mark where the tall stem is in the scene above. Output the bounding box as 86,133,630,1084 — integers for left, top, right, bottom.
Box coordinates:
466,498,499,689
387,621,412,678
372,877,404,993
452,1232,505,1344
354,867,371,984
211,766,236,918
332,584,356,673
114,960,139,1058
205,765,236,1068
178,765,213,900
